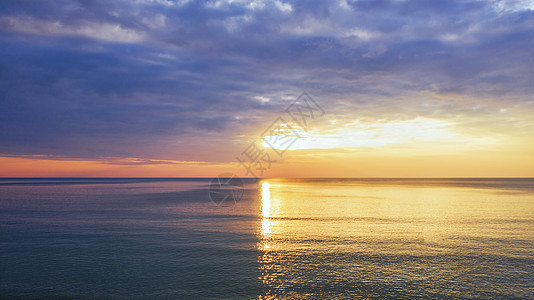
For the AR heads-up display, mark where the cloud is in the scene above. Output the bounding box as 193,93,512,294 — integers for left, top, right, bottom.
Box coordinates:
1,16,145,43
0,0,532,164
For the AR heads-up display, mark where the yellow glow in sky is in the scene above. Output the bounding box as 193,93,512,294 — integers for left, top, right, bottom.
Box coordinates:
261,118,497,151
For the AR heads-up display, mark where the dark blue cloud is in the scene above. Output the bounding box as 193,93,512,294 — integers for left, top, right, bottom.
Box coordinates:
0,0,532,161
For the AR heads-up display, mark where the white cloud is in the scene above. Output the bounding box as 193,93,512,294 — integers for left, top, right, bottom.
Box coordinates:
492,0,534,13
2,16,145,43
343,28,382,41
254,96,271,103
205,0,291,12
274,1,293,13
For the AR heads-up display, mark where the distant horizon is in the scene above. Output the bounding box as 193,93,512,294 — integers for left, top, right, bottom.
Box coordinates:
1,176,533,179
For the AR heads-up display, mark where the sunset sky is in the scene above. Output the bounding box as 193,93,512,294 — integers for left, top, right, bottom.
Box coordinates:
1,0,533,177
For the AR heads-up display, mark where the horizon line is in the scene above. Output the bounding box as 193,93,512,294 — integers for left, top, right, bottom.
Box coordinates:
1,177,533,179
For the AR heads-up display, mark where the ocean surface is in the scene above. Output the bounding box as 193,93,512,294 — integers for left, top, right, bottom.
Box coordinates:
1,178,533,299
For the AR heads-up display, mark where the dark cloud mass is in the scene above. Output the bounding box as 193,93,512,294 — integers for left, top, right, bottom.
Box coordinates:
0,0,532,160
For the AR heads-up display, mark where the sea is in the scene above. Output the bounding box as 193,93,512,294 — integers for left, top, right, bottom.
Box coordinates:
1,178,533,299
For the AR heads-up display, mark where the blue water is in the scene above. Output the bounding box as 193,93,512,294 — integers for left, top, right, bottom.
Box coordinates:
1,178,533,299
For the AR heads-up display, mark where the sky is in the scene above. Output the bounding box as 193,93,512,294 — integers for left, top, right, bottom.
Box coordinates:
0,0,533,177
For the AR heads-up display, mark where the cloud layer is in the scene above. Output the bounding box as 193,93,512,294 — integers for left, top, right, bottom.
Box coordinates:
1,0,533,165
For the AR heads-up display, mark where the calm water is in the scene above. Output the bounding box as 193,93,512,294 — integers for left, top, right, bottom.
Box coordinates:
1,178,533,299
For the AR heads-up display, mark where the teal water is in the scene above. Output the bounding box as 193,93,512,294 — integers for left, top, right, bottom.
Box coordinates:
1,178,533,299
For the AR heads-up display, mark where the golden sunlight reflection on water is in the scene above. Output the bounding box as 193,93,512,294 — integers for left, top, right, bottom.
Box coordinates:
255,178,534,299
258,181,276,293
259,182,272,247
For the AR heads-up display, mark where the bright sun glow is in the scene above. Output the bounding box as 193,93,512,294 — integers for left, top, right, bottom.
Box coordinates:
261,118,496,151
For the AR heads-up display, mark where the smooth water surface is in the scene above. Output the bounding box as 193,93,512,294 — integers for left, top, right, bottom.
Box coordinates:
1,178,533,298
